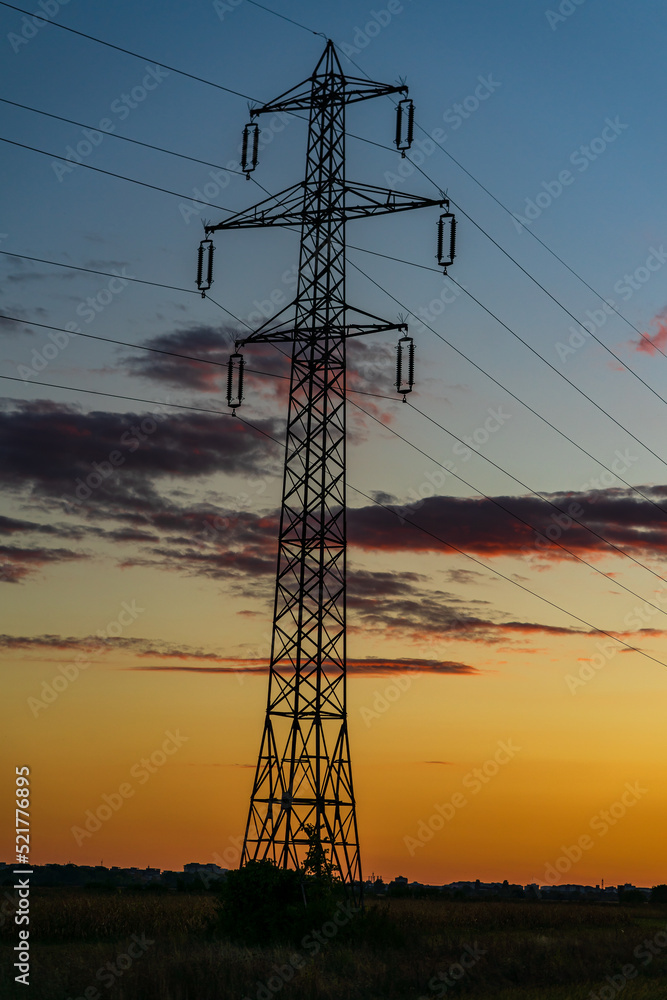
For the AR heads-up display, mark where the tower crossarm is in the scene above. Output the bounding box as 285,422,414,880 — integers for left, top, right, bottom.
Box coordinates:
249,79,407,115
343,182,446,219
247,42,406,117
205,183,443,236
204,182,305,232
238,304,407,346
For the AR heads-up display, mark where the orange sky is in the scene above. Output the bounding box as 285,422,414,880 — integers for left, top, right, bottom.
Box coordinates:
4,545,667,888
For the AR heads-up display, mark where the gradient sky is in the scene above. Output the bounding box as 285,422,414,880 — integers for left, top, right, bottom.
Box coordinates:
2,0,667,888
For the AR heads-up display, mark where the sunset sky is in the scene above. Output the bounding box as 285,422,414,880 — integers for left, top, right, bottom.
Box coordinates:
2,0,667,889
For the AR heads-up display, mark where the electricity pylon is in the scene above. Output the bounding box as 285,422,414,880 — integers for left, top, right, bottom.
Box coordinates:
201,40,449,891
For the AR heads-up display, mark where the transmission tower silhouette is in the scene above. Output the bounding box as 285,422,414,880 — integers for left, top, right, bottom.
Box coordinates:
197,40,455,890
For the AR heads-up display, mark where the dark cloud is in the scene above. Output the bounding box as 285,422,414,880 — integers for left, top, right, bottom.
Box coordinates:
444,569,486,585
0,400,280,508
4,271,78,284
119,325,291,396
348,583,594,645
347,568,430,597
0,634,222,657
0,306,50,337
0,634,478,675
0,545,87,584
347,490,667,560
122,540,277,581
133,658,479,676
120,325,237,393
83,260,131,270
0,514,158,547
0,514,84,538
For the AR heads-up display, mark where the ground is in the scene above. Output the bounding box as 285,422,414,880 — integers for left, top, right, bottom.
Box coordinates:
1,890,666,999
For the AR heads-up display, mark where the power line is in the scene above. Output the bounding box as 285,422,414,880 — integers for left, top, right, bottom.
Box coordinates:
244,0,324,37
0,312,230,369
1,311,403,394
7,5,665,706
2,368,665,673
0,371,237,416
0,248,198,295
448,195,667,378
406,111,667,358
337,49,667,371
0,2,253,101
6,300,667,588
3,0,656,371
443,272,667,470
6,105,661,429
348,484,667,673
349,396,667,616
233,6,667,418
0,247,267,337
347,257,667,514
0,136,234,214
0,97,248,178
8,253,667,584
407,397,667,578
322,36,666,359
4,242,664,518
3,18,664,509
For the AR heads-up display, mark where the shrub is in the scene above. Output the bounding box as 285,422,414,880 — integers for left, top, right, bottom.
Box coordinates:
650,884,667,905
216,827,355,946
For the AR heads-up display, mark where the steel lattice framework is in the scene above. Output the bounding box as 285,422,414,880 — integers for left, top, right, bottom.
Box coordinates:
205,40,444,890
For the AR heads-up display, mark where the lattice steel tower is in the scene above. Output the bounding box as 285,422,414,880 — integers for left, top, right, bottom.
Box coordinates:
198,40,454,889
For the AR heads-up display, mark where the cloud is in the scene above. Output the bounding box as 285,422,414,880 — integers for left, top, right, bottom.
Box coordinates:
128,658,478,676
348,585,592,645
0,633,478,675
119,325,292,399
0,399,281,507
0,514,86,539
634,307,667,355
127,656,479,676
0,305,50,337
4,400,667,613
347,489,667,560
443,568,486,585
0,545,87,584
119,325,237,393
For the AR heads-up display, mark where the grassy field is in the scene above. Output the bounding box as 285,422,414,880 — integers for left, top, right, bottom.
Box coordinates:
1,890,666,999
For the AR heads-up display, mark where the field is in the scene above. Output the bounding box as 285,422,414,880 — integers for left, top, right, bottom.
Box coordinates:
1,891,667,1000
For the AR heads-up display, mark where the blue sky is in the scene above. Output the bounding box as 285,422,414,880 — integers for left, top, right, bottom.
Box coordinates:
3,0,667,498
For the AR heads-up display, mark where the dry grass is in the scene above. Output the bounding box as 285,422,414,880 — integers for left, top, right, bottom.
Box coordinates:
1,891,666,999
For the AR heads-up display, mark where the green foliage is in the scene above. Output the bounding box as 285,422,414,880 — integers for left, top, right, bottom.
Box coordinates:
302,823,336,884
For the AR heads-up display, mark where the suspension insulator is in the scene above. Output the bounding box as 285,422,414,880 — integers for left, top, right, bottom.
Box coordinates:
196,239,214,297
227,351,245,411
241,123,259,179
437,212,457,274
395,98,414,157
395,335,415,401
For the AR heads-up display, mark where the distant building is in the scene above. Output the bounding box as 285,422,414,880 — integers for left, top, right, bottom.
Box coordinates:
184,863,225,873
